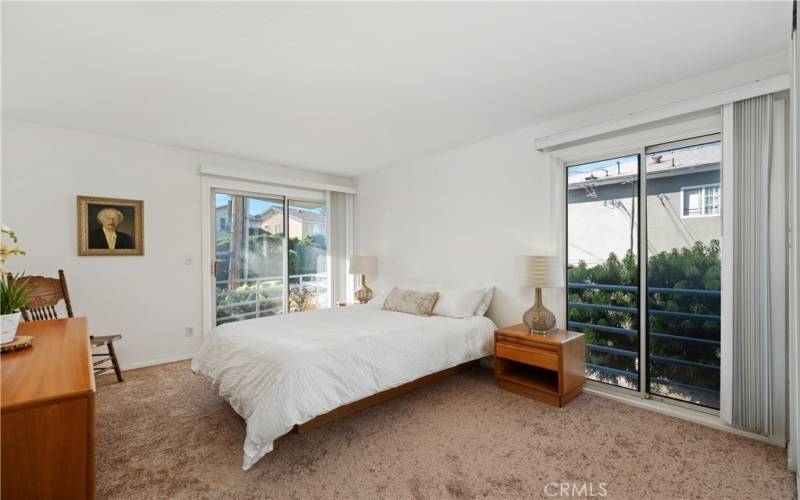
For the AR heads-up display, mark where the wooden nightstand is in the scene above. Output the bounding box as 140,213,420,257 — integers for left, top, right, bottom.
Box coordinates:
494,324,585,407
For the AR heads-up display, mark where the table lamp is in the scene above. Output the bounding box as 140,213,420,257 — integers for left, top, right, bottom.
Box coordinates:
349,255,377,304
514,255,563,333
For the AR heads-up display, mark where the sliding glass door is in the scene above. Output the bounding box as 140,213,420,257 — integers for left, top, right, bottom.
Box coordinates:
287,200,328,312
213,190,329,325
567,154,641,390
214,191,286,325
645,137,721,409
567,134,722,410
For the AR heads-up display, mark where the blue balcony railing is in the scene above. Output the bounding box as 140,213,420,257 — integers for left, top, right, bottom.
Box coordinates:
567,282,720,407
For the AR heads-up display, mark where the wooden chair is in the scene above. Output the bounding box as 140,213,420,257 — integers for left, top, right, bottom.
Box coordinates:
13,270,124,382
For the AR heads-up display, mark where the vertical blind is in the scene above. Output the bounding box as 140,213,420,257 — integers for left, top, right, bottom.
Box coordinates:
327,191,355,304
731,94,774,434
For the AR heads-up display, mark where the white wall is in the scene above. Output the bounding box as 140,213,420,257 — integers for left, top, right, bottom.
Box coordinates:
0,118,354,369
357,126,559,327
355,52,789,330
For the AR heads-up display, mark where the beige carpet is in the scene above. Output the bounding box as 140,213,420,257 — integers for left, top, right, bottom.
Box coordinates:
96,361,794,499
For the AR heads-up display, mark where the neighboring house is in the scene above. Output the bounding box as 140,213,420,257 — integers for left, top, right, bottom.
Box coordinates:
215,204,325,240
214,205,266,239
568,143,721,265
258,207,325,238
215,205,230,239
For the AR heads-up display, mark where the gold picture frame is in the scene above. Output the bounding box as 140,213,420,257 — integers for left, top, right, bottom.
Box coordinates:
77,196,144,256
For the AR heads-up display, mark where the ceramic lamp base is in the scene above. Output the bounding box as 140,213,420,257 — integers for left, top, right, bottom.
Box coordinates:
354,275,373,304
522,288,556,333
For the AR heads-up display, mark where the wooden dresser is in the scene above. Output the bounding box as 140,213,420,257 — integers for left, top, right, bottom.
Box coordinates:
494,324,585,407
1,317,96,499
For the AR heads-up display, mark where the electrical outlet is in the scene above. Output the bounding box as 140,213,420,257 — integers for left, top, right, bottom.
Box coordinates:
185,326,194,337
185,255,193,266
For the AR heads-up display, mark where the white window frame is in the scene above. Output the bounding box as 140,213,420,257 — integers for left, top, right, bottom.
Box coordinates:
200,176,326,338
557,113,724,417
548,85,791,445
680,183,721,218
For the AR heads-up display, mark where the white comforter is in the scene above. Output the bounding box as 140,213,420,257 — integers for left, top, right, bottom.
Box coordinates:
191,305,496,470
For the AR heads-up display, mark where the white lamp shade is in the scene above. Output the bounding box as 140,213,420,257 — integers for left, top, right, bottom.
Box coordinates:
349,255,377,276
514,255,564,288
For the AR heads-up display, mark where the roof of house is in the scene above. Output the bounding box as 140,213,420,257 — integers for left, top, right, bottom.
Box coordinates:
257,207,324,224
567,142,720,189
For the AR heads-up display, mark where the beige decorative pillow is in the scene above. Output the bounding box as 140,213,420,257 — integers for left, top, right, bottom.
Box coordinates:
381,287,439,316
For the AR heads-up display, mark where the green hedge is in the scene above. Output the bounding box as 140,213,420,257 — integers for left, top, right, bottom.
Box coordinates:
568,240,720,401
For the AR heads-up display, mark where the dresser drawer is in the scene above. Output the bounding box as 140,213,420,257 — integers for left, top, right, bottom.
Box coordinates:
496,342,559,371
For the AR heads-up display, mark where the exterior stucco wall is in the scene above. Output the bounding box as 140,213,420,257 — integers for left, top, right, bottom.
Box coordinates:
568,170,721,265
260,212,303,236
645,171,721,255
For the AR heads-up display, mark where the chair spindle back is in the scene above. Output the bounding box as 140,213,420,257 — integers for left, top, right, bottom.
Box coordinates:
13,269,74,321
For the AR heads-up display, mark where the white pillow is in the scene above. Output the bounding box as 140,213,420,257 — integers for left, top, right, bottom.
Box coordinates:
474,287,495,316
432,288,486,319
362,288,390,308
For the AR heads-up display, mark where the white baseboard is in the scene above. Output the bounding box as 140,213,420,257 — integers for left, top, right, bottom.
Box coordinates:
121,354,194,371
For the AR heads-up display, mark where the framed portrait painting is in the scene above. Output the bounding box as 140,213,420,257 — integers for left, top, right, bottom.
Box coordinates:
77,196,144,256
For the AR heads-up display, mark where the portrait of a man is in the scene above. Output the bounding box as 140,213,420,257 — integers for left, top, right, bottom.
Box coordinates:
78,196,144,255
89,207,135,250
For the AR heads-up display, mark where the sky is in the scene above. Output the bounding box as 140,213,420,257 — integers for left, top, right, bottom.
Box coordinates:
215,193,324,216
567,141,720,183
568,154,638,175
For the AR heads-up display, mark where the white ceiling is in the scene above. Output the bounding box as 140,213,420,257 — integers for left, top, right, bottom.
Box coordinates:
2,2,792,177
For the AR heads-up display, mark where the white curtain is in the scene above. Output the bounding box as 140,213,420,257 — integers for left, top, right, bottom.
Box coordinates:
327,191,355,305
730,94,774,435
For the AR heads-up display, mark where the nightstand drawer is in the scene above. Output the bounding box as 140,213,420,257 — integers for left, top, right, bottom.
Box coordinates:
496,342,559,371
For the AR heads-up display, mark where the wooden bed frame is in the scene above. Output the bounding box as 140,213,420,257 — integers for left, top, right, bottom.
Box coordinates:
292,359,480,433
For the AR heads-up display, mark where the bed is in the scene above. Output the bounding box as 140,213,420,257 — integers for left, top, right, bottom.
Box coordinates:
192,302,496,470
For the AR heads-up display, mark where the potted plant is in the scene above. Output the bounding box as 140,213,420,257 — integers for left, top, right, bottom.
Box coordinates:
1,226,27,344
1,275,28,343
